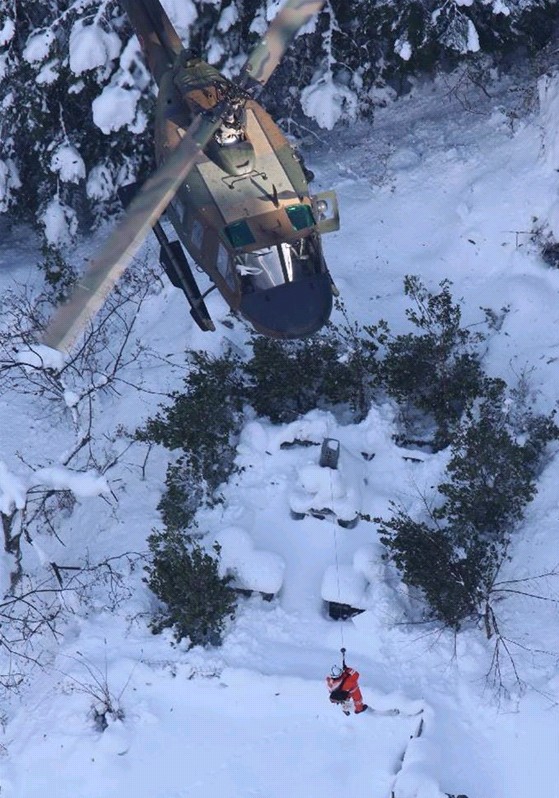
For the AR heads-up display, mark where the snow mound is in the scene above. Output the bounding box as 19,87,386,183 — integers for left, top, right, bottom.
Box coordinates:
50,144,86,184
214,526,285,595
92,86,141,134
353,543,384,582
321,564,368,608
289,442,363,522
69,22,121,75
15,344,65,371
40,196,78,247
301,71,358,131
0,460,27,514
22,30,55,64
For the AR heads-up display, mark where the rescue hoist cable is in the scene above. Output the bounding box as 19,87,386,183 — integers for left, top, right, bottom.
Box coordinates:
328,465,346,654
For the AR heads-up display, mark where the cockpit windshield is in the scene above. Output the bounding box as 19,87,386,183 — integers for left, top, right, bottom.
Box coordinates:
237,235,324,294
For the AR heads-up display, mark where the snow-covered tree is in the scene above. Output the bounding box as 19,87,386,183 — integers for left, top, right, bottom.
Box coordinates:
1,0,557,244
0,0,153,248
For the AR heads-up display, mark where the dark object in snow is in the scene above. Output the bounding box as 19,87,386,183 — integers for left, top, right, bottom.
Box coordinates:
327,600,366,621
319,437,340,469
291,507,358,528
337,516,358,529
280,439,320,450
235,587,275,602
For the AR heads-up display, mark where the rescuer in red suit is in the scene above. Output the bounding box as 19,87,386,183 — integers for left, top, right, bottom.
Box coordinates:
326,650,368,715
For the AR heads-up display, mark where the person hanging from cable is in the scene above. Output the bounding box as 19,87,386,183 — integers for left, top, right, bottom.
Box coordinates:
326,648,368,716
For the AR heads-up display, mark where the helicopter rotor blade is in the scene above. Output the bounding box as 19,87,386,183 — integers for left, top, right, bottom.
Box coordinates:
42,111,222,353
239,0,325,92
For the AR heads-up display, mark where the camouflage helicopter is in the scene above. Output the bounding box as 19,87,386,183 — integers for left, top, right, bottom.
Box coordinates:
43,0,340,353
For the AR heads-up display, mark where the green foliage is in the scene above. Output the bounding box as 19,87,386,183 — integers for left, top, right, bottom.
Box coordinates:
378,380,559,629
156,457,205,533
138,351,246,493
367,276,495,449
435,382,551,544
377,509,484,627
145,531,237,647
245,327,377,424
39,245,77,300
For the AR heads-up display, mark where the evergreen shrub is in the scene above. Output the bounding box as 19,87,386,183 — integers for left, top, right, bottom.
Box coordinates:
145,530,237,647
377,379,558,630
245,329,377,424
366,276,496,449
137,351,246,493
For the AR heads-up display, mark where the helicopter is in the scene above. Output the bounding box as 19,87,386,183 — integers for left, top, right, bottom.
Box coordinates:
42,0,340,353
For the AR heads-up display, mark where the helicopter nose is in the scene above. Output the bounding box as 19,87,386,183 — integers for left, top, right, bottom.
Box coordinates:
239,273,333,339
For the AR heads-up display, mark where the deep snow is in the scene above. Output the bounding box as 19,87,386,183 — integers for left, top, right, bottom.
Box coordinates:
1,58,559,798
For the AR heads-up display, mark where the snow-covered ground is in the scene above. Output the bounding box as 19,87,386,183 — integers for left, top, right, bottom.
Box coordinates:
2,64,559,798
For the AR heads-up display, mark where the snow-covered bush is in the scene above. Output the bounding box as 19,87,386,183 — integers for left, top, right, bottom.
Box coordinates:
377,380,559,630
366,276,500,450
37,241,79,300
156,457,205,533
145,530,237,647
0,0,153,245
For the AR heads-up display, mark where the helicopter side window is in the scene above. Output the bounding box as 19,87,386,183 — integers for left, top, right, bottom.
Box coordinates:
191,219,204,251
216,243,237,291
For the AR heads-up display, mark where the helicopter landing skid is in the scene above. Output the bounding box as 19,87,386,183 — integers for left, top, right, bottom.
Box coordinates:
153,221,215,332
117,183,214,332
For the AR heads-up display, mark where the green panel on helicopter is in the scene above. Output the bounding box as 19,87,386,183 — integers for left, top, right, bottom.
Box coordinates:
225,219,256,248
286,204,315,231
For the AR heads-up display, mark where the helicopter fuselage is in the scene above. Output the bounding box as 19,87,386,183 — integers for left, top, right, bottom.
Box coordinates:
125,0,339,338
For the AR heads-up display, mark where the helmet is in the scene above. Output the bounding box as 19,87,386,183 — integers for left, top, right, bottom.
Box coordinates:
331,665,343,678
